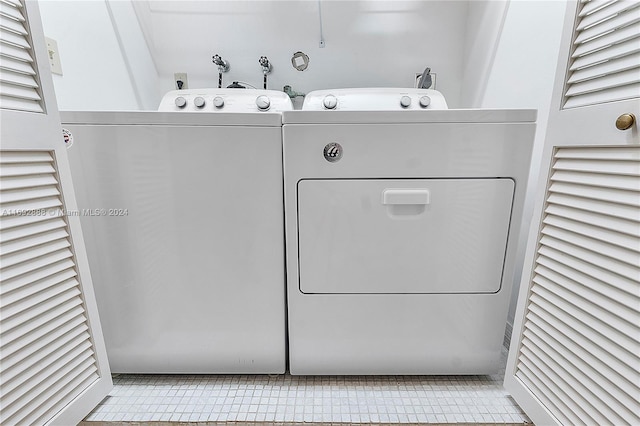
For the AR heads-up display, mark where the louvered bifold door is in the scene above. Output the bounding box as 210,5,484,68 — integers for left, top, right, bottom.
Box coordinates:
509,146,640,425
0,0,43,113
1,1,112,425
0,151,103,425
564,0,640,108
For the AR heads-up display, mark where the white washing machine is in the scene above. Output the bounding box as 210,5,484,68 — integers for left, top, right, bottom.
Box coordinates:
282,88,536,375
62,89,292,373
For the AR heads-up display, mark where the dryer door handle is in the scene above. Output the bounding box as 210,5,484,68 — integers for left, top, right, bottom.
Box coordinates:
382,189,430,205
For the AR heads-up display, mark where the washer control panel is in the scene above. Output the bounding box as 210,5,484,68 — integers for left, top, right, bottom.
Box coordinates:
159,88,294,112
303,88,448,111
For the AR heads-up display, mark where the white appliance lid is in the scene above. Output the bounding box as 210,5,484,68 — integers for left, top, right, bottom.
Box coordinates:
282,109,537,124
60,111,283,127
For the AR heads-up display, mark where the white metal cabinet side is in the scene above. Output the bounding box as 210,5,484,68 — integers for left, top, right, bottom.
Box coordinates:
505,1,640,425
0,1,112,425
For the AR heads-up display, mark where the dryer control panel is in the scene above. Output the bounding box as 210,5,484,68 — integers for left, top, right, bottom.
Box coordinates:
302,88,448,111
158,88,294,112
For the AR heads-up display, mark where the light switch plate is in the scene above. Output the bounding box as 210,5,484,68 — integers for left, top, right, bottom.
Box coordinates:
45,37,63,75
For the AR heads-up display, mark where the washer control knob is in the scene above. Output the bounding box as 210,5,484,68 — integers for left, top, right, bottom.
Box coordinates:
175,96,187,108
194,96,205,108
400,95,412,108
419,96,431,108
213,96,224,108
256,95,271,110
323,95,338,110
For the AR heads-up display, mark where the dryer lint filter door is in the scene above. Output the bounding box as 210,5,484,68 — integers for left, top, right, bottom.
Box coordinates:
297,178,515,294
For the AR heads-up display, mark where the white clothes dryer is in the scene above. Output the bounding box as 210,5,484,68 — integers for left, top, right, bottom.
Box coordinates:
283,88,536,374
62,89,292,373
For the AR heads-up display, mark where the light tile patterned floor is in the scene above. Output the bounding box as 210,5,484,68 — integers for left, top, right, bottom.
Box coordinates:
82,350,530,424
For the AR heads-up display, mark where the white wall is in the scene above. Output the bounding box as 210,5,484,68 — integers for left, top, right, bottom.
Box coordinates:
39,0,160,110
478,0,566,334
133,0,471,108
459,0,509,108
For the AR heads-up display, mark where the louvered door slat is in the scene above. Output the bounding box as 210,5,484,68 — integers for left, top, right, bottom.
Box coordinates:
0,309,86,367
565,1,640,108
0,27,28,48
0,40,31,62
2,238,70,268
0,174,58,190
0,268,76,307
1,296,83,347
577,0,639,30
0,149,103,426
571,37,640,70
0,0,42,113
564,82,640,108
2,281,80,332
528,293,637,383
542,224,637,267
540,234,639,281
1,348,96,424
1,326,89,395
0,54,34,75
551,170,638,190
1,258,75,294
512,146,640,425
525,315,638,415
550,180,638,205
0,81,40,100
565,68,640,97
1,184,59,203
520,338,617,425
0,13,26,34
0,247,73,281
0,151,53,163
2,276,77,320
27,366,98,426
547,192,639,223
1,323,88,384
536,246,640,310
0,68,37,88
0,161,54,176
0,1,24,21
574,5,640,44
1,324,90,406
527,302,637,389
0,227,69,256
553,157,639,174
579,0,615,17
543,211,640,253
532,272,637,342
573,23,639,58
569,51,640,84
544,206,638,245
517,353,582,425
1,216,66,243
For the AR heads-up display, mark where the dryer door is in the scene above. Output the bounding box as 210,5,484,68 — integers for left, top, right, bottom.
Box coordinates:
297,178,515,294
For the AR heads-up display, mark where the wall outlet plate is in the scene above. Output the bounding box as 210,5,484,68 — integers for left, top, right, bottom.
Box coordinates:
174,72,188,90
45,37,63,75
415,72,437,89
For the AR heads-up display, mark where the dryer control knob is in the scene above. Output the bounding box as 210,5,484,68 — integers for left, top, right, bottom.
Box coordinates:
400,95,412,108
175,96,187,108
256,95,271,110
323,95,338,110
419,96,431,108
194,96,205,108
213,96,224,108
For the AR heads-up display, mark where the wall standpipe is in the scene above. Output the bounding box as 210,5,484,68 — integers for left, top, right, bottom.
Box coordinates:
212,54,230,88
259,56,272,89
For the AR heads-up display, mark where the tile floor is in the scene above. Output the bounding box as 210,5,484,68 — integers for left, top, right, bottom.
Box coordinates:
81,349,530,425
